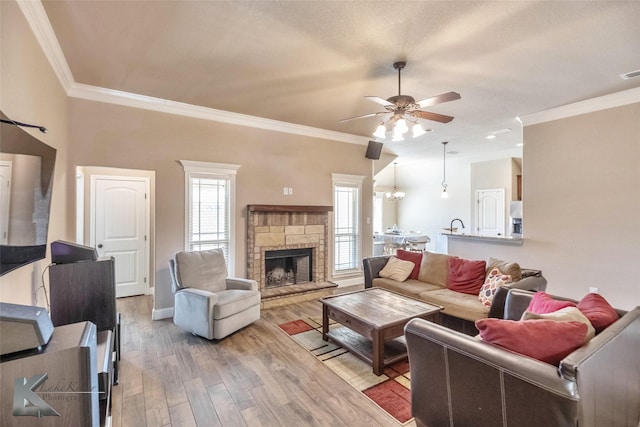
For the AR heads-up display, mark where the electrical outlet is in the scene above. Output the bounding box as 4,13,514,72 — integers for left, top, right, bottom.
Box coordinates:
589,286,599,294
288,187,293,195
283,187,289,195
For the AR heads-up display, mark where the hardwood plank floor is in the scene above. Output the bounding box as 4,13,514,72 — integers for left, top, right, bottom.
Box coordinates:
112,286,416,427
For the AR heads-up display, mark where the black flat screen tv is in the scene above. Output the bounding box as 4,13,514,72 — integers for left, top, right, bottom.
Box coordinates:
0,112,56,275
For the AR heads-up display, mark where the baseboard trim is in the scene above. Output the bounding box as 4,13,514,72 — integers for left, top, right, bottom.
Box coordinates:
330,276,364,287
152,307,174,320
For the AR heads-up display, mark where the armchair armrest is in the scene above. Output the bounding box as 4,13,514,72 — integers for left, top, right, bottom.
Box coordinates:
174,288,218,339
362,255,391,288
226,277,258,291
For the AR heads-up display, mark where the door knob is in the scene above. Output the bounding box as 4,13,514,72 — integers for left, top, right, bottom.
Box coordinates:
97,244,103,248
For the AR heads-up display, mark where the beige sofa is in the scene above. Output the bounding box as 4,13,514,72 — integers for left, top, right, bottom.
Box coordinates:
363,252,547,334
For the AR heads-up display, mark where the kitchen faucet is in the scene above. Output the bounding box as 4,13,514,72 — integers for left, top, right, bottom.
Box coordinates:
450,218,465,234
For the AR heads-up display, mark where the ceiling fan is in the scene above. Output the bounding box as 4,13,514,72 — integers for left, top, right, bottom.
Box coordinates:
340,61,461,140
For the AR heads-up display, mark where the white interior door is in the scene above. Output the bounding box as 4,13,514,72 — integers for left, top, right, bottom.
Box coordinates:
475,188,505,236
91,176,149,297
0,161,12,244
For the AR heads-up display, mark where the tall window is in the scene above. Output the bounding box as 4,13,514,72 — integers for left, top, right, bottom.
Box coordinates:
332,174,364,275
180,161,239,271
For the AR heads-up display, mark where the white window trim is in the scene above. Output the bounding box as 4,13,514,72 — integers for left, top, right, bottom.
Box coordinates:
179,160,240,272
332,173,365,277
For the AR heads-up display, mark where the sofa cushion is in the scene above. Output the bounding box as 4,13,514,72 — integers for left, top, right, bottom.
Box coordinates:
526,291,576,314
447,258,487,295
418,251,454,287
373,278,443,298
577,293,619,333
419,289,490,322
486,257,522,282
379,256,415,282
475,318,588,365
522,306,595,343
396,249,422,280
478,268,512,307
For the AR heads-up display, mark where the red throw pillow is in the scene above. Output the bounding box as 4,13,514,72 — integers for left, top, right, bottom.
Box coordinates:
577,293,619,333
475,318,588,365
447,258,486,295
396,249,422,280
526,291,576,314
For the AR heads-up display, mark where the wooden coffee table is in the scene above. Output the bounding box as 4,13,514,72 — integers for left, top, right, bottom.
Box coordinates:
321,287,441,375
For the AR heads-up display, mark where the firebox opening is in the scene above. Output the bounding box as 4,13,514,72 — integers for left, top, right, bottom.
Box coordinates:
265,248,313,288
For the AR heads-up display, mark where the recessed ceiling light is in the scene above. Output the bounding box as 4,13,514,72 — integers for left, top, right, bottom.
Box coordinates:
486,128,512,139
620,69,640,80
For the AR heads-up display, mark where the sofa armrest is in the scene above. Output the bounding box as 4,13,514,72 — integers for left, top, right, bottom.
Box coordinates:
362,255,390,288
405,317,579,427
226,277,258,291
488,272,547,319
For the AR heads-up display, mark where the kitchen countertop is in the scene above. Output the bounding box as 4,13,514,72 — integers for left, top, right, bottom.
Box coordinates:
442,232,524,245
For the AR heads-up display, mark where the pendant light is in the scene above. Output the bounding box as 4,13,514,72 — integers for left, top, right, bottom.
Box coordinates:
441,141,449,199
386,162,405,201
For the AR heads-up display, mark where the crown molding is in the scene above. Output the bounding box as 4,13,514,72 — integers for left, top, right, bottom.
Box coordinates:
18,1,369,146
17,0,75,92
68,83,369,144
520,86,640,126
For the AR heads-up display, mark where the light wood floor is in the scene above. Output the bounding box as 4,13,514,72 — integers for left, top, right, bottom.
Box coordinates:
112,287,416,427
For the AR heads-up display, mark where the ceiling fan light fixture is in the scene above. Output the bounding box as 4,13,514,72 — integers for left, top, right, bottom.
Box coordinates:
412,122,427,138
373,124,387,139
395,118,408,134
392,127,404,141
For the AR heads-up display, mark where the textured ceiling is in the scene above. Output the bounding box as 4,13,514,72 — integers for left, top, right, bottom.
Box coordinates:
42,1,640,161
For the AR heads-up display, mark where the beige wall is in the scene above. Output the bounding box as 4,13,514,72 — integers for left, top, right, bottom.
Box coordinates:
448,102,640,310
67,99,375,311
0,1,71,305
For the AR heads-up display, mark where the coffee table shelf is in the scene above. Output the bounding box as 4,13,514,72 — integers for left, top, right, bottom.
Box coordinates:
326,326,408,370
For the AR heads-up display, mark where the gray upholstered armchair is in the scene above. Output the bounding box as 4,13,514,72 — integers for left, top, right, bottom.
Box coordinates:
168,249,261,340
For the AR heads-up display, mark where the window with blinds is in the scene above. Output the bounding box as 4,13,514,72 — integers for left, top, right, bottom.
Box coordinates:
333,176,363,274
188,175,230,259
180,160,239,272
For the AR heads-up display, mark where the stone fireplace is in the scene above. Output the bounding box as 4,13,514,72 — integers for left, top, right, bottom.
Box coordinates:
247,205,336,307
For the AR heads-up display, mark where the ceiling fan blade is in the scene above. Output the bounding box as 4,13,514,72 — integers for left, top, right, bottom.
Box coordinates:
364,96,394,107
414,110,455,123
339,111,386,122
417,91,461,108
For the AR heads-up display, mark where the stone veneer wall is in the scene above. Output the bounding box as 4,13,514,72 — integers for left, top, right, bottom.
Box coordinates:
247,206,331,291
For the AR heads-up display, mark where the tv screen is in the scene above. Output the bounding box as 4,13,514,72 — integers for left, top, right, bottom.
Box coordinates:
0,112,56,275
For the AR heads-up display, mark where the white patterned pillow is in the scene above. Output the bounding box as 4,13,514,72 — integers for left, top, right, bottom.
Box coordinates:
478,268,512,306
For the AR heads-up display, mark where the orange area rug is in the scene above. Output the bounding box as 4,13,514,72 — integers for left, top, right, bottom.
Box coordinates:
278,318,413,425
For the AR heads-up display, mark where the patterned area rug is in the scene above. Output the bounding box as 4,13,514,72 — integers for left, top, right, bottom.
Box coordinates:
278,318,413,425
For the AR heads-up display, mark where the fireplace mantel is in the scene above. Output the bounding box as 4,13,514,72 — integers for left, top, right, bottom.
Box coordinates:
247,204,333,213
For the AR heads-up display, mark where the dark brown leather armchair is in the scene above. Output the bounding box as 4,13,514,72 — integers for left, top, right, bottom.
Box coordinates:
405,289,640,427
